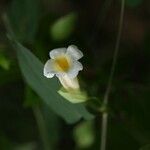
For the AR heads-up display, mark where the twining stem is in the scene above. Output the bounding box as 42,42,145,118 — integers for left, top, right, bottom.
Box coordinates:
33,106,50,150
100,0,125,150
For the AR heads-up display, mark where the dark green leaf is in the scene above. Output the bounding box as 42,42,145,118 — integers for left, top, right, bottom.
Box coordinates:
24,86,41,107
9,38,93,123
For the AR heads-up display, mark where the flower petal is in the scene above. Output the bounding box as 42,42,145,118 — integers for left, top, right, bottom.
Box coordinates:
58,75,79,90
67,60,83,78
67,45,83,60
49,48,67,59
43,59,55,78
55,72,66,78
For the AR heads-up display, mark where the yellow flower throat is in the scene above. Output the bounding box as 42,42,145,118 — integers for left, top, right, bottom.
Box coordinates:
54,56,70,72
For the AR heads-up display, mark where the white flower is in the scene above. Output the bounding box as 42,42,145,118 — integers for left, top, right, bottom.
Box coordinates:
43,45,83,90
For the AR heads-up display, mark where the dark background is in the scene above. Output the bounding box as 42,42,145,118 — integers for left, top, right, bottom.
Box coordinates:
0,0,150,150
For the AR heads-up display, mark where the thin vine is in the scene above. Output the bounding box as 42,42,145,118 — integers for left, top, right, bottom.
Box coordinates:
100,0,125,150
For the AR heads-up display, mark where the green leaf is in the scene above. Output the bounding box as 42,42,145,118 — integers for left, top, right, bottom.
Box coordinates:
58,88,88,103
8,0,40,42
25,87,60,149
9,38,93,123
50,12,77,41
42,104,60,149
24,86,41,107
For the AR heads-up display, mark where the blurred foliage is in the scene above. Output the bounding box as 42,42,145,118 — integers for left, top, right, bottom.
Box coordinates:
73,121,95,149
50,12,77,41
125,0,143,7
140,144,150,150
0,53,10,70
0,0,150,149
7,0,40,43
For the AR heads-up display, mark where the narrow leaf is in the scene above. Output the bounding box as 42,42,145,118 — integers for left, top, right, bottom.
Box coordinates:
9,38,93,123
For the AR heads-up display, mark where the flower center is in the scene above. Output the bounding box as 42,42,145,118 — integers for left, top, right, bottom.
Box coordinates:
54,56,70,72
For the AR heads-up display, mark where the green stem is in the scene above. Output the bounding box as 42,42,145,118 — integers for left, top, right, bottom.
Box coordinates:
100,0,125,150
33,106,50,150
